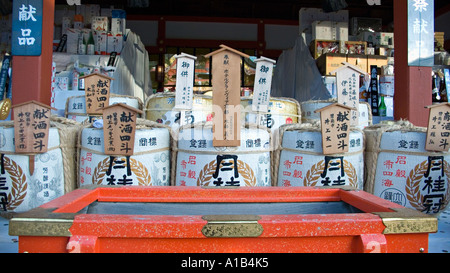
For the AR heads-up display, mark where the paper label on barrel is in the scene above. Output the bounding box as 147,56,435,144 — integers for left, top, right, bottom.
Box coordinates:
146,95,213,129
243,99,297,130
278,130,363,188
373,131,450,214
175,127,271,187
176,152,271,187
0,128,64,212
68,96,141,115
79,127,171,186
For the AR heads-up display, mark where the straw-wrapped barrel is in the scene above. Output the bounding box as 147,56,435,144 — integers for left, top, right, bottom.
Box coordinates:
78,119,172,187
172,122,272,187
364,120,450,214
0,117,80,212
274,122,364,189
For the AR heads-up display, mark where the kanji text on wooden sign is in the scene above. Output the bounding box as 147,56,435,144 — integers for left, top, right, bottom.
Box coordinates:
315,103,356,155
81,73,113,115
12,101,55,154
331,62,366,126
205,45,249,147
425,103,450,152
102,103,143,156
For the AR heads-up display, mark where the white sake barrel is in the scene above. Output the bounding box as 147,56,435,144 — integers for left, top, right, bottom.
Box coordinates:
145,92,213,129
78,119,171,187
173,122,272,187
275,123,364,189
300,99,372,130
0,117,80,213
66,94,143,123
365,121,450,215
240,97,301,131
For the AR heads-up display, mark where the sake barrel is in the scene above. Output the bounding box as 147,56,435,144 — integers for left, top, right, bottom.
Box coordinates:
66,94,143,123
78,119,171,187
0,117,80,213
173,122,272,187
274,123,364,189
300,99,372,130
240,97,301,131
364,120,450,215
145,92,213,129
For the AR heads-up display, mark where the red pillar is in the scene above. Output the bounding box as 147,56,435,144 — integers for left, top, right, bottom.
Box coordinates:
393,0,432,127
11,0,55,106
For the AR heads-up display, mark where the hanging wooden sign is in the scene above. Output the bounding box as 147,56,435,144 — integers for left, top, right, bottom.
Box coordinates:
12,100,55,154
174,53,197,111
425,103,450,152
204,45,249,147
315,103,356,155
12,100,56,175
81,73,113,115
252,56,276,113
331,62,366,127
101,103,143,156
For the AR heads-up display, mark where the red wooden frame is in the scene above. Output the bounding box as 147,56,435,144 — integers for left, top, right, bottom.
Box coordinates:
11,186,436,253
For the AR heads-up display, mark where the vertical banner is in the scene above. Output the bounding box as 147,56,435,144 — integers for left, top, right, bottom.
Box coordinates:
11,0,43,56
445,69,450,102
252,57,276,113
408,0,434,67
0,55,11,100
369,65,379,116
174,53,197,110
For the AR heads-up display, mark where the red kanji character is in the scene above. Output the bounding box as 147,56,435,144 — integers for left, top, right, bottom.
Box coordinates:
282,180,291,187
293,156,303,165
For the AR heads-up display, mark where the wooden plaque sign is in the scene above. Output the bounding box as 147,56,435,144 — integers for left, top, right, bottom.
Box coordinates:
331,62,366,127
81,73,113,115
13,100,55,154
315,103,355,155
205,45,249,147
102,103,143,156
425,103,450,152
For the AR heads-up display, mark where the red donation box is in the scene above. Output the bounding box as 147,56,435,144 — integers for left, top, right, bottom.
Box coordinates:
9,186,437,253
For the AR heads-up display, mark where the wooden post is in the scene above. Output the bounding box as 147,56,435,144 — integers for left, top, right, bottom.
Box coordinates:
394,0,432,127
204,45,250,147
11,0,55,107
